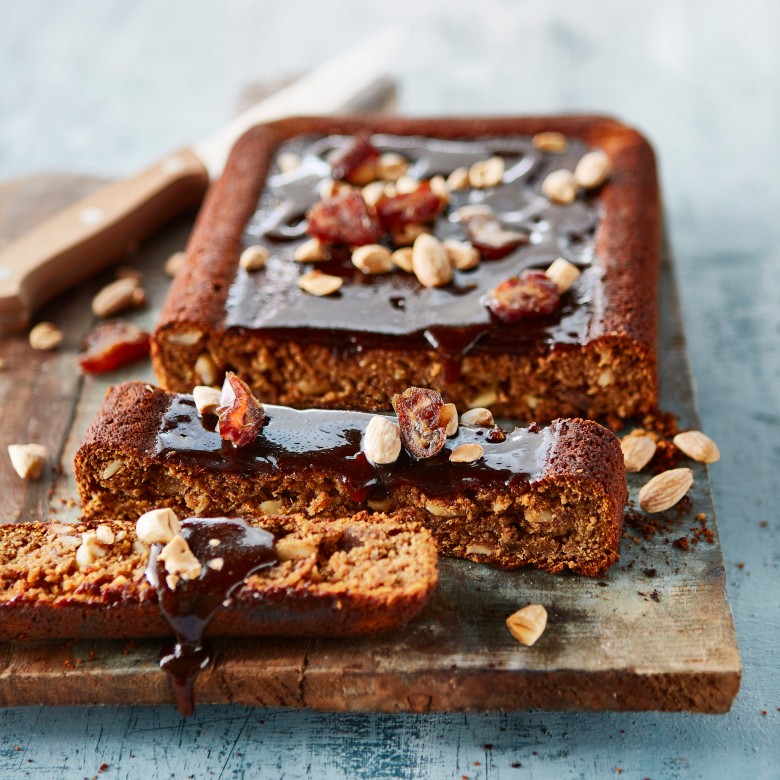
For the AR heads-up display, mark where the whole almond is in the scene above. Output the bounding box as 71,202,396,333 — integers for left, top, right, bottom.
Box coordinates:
363,416,402,464
506,604,548,646
298,270,343,296
412,234,452,288
449,443,483,463
574,150,611,189
638,468,694,513
673,431,720,464
351,244,393,274
621,435,657,473
541,169,577,205
92,277,145,318
28,322,63,351
532,131,568,153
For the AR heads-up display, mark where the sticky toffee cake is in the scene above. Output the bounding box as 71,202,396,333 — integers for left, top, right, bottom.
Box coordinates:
151,115,660,421
75,381,627,577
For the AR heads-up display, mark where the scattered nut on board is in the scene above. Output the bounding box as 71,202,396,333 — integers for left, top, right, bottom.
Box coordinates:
673,431,720,464
28,322,63,351
506,604,548,646
7,443,48,480
92,277,146,318
638,468,694,513
621,435,657,473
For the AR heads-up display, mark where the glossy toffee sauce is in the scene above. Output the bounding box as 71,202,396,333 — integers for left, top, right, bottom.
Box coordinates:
227,133,603,379
156,396,556,505
145,517,277,716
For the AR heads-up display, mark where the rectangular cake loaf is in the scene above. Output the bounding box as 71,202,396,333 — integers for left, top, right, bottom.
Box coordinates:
74,381,627,576
151,115,660,421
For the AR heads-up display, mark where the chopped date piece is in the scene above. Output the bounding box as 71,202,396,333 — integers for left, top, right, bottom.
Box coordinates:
462,213,529,260
78,320,150,374
391,386,447,459
330,134,379,184
217,372,267,447
485,270,561,323
486,425,507,443
306,192,383,247
376,183,445,230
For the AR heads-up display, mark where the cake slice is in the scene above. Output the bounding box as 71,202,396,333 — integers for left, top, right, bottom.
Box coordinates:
74,381,627,576
151,115,660,421
0,511,437,642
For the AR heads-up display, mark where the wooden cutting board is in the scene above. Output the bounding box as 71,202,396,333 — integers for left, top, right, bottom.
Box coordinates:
0,174,741,713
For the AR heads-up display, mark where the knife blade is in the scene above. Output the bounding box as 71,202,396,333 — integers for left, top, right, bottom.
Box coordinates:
0,27,402,330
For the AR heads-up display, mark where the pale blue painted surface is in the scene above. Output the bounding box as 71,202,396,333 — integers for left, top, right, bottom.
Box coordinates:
0,1,778,777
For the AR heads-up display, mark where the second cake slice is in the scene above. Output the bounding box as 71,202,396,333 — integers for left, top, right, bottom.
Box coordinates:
75,381,626,577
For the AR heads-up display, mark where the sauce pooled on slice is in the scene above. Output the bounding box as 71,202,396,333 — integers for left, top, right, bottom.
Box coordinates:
145,517,277,716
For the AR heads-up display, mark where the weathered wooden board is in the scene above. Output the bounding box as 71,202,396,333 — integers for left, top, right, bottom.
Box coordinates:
0,174,740,713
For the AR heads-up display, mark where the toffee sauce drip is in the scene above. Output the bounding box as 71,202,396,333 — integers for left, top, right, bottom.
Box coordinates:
145,517,277,716
228,133,602,377
156,397,555,505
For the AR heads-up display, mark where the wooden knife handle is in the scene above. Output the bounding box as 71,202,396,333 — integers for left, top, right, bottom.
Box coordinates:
0,148,209,330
